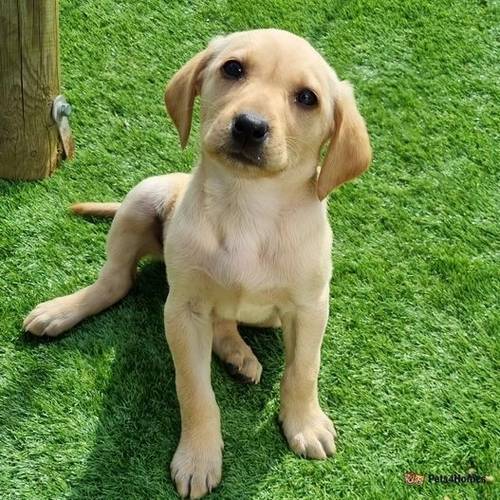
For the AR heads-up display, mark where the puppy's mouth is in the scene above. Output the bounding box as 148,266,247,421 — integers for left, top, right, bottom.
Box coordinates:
226,147,264,167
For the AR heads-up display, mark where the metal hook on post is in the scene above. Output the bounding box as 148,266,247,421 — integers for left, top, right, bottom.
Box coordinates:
52,95,75,159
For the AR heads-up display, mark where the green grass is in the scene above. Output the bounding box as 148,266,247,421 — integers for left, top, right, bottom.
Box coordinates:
1,0,498,498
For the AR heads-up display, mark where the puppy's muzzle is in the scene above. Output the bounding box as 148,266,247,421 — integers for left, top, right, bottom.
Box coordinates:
228,112,269,165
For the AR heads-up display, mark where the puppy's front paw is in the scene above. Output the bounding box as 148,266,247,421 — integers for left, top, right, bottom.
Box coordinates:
170,436,223,499
23,297,80,337
280,408,336,459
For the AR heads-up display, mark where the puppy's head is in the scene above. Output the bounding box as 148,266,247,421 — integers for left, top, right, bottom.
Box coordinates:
165,29,371,198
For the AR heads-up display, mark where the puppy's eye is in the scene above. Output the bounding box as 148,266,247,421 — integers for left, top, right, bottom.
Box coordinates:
296,89,318,107
222,60,244,79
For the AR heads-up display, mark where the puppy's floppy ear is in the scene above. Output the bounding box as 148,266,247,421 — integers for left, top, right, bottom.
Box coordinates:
164,48,212,148
317,81,372,200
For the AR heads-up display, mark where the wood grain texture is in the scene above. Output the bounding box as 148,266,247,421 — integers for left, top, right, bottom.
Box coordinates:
0,0,62,179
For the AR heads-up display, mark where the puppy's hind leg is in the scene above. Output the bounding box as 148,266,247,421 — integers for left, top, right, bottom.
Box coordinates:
24,176,174,337
213,319,262,384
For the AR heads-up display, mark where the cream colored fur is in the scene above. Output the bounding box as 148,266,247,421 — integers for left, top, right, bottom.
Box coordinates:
24,29,371,499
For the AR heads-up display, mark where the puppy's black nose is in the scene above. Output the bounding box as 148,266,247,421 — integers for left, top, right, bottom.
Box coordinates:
231,113,269,146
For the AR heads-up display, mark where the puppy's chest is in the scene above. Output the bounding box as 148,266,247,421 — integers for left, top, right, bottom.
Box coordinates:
210,221,280,290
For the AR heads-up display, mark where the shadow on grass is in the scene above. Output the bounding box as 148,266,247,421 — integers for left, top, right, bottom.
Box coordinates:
21,261,286,499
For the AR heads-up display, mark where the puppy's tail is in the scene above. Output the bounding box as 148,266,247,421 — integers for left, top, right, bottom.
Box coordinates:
70,202,121,218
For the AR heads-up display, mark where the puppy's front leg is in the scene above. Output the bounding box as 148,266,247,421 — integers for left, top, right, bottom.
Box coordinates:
165,294,223,498
279,301,336,459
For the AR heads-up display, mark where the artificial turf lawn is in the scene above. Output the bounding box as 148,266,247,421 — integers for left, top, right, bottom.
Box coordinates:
0,0,498,498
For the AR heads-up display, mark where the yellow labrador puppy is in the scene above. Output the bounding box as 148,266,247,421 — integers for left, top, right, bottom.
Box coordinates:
24,29,371,498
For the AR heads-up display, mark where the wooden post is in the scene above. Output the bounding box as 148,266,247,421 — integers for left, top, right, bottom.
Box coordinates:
0,1,62,179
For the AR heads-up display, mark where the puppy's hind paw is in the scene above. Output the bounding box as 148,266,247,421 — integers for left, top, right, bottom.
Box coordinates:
223,349,262,384
23,297,80,337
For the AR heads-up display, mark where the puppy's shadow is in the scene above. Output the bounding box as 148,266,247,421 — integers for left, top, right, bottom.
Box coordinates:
29,261,286,498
